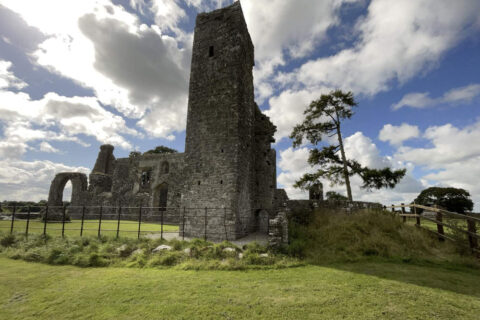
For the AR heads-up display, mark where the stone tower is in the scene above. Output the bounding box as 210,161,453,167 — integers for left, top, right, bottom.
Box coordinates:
182,2,263,239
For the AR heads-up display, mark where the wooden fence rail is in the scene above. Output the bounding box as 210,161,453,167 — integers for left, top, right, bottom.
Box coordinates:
384,203,479,256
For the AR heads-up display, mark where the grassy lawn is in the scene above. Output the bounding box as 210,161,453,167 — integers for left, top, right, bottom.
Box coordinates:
0,220,178,238
0,257,479,319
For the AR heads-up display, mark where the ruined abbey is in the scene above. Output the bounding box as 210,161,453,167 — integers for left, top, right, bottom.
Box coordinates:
47,2,288,240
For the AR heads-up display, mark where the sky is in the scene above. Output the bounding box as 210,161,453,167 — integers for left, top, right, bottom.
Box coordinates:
0,0,479,209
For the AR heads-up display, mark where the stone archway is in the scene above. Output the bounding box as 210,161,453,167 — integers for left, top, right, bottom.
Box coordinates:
46,172,88,221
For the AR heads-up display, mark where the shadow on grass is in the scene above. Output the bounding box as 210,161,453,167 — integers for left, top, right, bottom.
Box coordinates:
316,259,480,298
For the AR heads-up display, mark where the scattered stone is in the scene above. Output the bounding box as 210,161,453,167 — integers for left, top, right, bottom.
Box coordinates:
223,247,236,252
183,248,191,254
259,253,269,258
132,249,144,256
116,244,128,253
152,244,172,253
238,253,243,259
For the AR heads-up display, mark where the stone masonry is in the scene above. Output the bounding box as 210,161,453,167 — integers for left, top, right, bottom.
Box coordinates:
47,2,286,240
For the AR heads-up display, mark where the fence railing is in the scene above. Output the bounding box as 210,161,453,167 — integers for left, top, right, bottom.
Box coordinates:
0,205,269,241
385,203,480,255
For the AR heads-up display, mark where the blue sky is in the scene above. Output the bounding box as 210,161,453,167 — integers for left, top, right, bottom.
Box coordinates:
0,0,479,209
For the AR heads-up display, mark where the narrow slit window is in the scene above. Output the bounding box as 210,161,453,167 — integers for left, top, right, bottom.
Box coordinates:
209,46,214,57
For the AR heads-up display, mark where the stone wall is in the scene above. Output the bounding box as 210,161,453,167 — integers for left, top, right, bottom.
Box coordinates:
287,199,383,215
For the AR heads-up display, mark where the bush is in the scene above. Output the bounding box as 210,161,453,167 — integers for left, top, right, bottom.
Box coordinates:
1,234,16,247
0,232,299,271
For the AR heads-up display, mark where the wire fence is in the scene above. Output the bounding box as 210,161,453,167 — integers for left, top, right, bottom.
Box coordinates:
0,205,270,241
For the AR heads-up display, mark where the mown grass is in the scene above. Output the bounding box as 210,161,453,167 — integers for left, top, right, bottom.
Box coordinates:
1,257,480,319
0,219,178,238
1,210,480,319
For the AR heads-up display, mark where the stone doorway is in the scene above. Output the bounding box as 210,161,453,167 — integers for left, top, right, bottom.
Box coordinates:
157,183,168,211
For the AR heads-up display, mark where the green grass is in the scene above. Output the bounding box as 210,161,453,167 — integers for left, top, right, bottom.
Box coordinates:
0,219,178,238
1,257,480,319
405,217,469,236
289,210,479,266
1,210,480,319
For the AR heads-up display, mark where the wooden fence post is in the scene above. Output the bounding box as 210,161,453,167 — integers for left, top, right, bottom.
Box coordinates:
97,205,103,238
10,205,16,234
466,215,478,254
401,203,406,223
116,206,122,239
80,206,86,237
391,205,395,214
414,203,420,226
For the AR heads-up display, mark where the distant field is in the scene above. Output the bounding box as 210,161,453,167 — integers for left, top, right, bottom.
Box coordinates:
0,219,178,238
1,257,480,319
404,217,469,237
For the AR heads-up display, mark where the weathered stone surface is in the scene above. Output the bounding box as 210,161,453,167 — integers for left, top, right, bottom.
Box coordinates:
46,2,288,239
309,183,323,201
152,244,172,252
268,211,288,248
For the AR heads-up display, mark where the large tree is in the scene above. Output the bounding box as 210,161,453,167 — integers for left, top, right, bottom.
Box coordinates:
414,187,474,214
290,90,406,201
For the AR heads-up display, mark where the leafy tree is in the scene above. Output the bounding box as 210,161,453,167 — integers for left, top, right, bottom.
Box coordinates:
325,191,348,201
143,146,178,155
290,89,406,201
414,187,473,214
129,151,141,158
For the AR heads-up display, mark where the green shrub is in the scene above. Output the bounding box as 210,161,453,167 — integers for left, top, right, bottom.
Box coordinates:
1,234,16,247
148,251,183,267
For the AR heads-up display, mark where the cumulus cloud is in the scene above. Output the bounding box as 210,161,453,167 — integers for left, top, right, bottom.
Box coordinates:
282,0,480,96
0,60,27,90
392,120,480,209
2,0,190,139
278,131,423,204
39,142,61,154
392,83,480,110
0,89,139,152
0,160,90,201
379,123,420,146
241,0,352,102
265,89,324,141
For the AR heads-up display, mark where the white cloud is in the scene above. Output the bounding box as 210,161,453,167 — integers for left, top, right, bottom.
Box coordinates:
393,83,480,110
379,123,420,146
2,0,190,139
0,60,27,90
277,147,312,199
240,0,352,102
265,89,323,141
39,141,61,153
278,132,423,204
394,120,480,209
283,0,480,97
0,159,89,201
0,89,138,153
